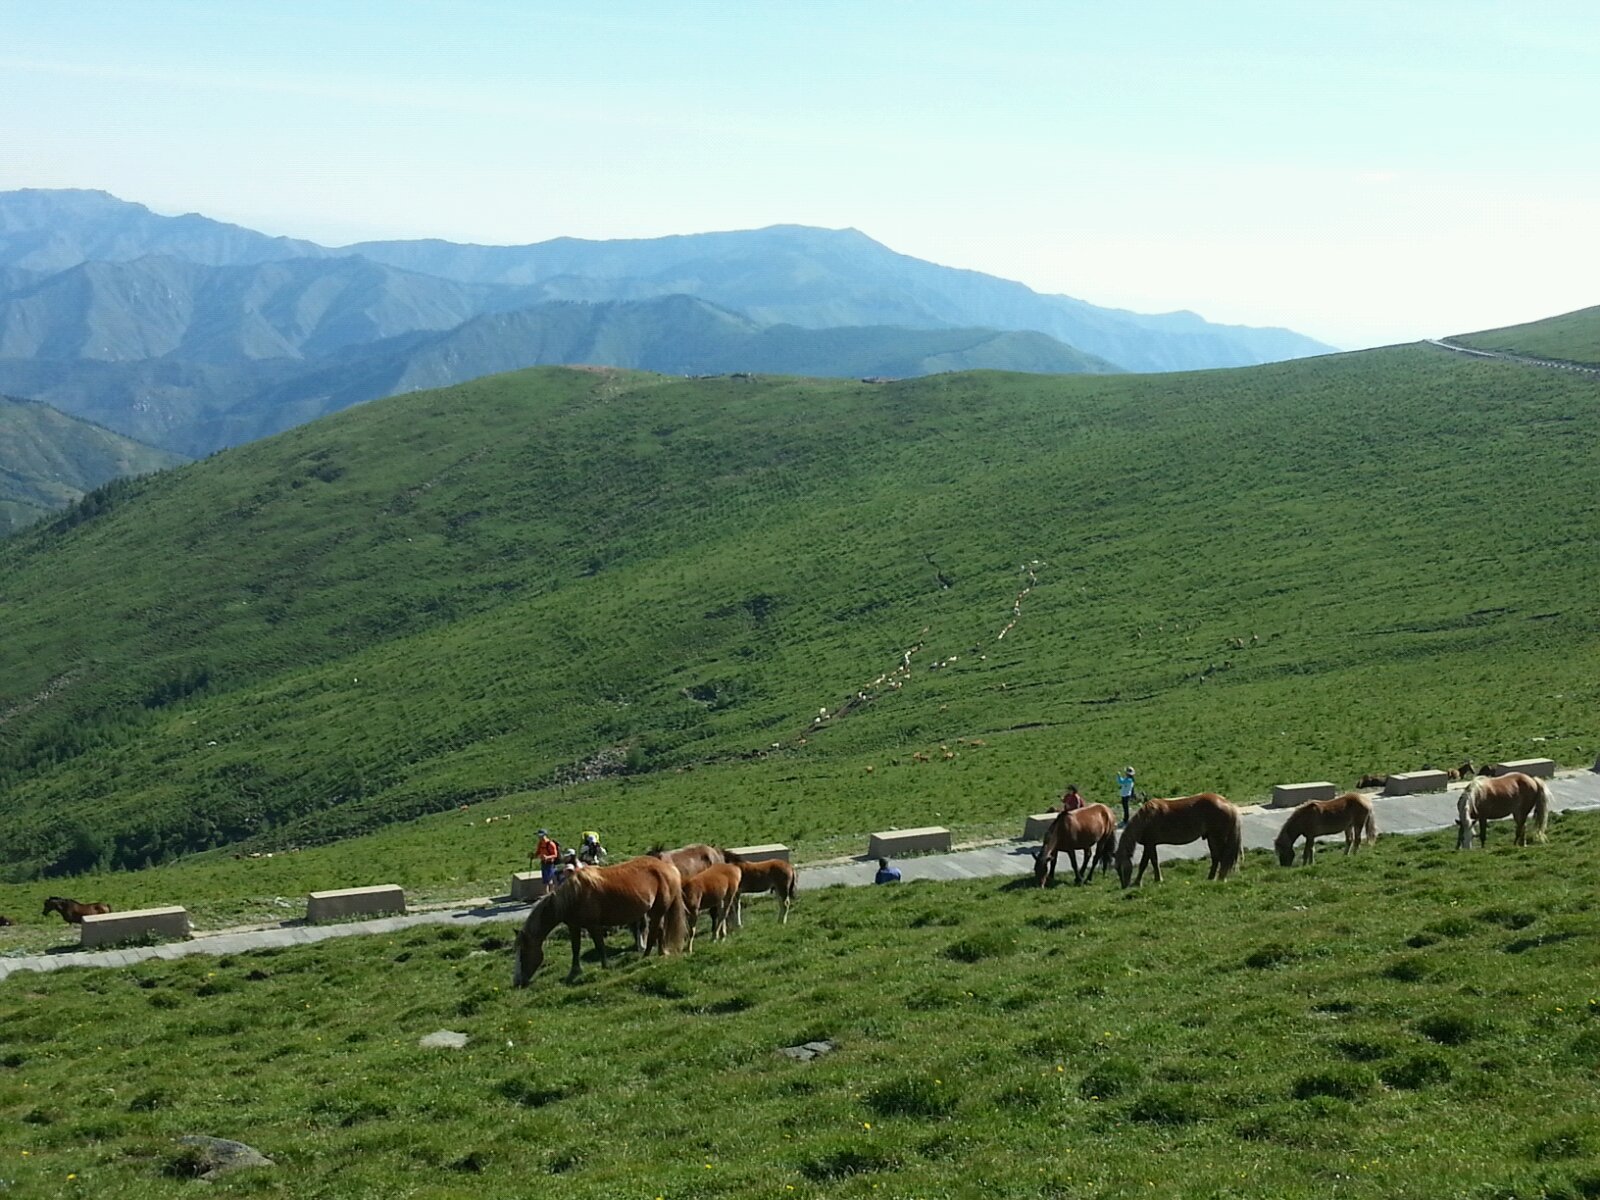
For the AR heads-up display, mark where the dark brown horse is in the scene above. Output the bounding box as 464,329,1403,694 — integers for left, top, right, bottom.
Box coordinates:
1274,792,1377,866
1115,793,1243,887
681,863,741,951
724,852,797,926
512,856,687,985
43,897,112,924
0,916,13,927
1033,803,1118,886
1456,772,1551,849
649,842,725,880
1356,773,1387,789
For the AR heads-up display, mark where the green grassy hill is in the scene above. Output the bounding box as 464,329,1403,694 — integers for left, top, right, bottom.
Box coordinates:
0,395,182,534
2,818,1598,1198
1454,304,1600,365
1,346,1597,879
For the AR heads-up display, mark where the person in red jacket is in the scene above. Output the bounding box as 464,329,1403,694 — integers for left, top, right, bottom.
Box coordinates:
1055,785,1085,812
534,829,561,886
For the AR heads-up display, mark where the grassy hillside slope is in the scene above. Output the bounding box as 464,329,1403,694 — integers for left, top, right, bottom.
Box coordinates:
1455,304,1600,365
2,818,1598,1198
0,395,182,533
1,350,1597,879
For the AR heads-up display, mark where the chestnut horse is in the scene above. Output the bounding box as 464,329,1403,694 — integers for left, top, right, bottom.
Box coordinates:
650,843,725,880
1274,792,1377,866
1033,803,1118,886
681,863,741,951
1456,772,1551,849
512,856,687,985
43,897,112,924
724,851,797,926
1115,793,1242,887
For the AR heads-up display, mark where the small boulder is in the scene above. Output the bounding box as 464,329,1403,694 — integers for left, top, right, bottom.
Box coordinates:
420,1030,470,1050
173,1136,273,1180
779,1039,836,1061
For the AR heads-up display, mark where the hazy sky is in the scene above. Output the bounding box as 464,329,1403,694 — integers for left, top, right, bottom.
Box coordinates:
4,0,1598,348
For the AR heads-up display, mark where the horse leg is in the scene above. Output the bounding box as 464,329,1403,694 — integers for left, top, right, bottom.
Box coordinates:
631,919,647,953
592,927,609,970
1305,837,1316,867
1514,812,1527,847
779,890,792,925
1477,818,1488,849
567,927,583,981
1066,848,1081,885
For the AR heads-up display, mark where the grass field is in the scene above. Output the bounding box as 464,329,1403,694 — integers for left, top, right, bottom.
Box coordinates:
1456,305,1600,365
2,343,1598,883
2,814,1598,1199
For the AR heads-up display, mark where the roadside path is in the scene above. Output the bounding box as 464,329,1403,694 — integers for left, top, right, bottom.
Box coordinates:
1426,338,1600,375
4,771,1598,983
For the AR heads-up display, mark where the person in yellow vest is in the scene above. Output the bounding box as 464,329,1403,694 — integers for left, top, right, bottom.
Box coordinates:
576,831,607,866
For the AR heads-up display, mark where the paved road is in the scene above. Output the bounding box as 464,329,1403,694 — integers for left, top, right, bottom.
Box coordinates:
1426,338,1600,375
5,771,1598,984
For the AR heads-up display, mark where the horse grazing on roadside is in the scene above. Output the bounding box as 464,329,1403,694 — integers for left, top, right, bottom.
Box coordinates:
1446,759,1475,782
649,842,725,881
512,856,687,985
681,863,742,951
1274,792,1377,867
1356,773,1387,790
1115,794,1243,887
1456,772,1550,850
43,897,112,925
1033,803,1118,886
724,851,797,926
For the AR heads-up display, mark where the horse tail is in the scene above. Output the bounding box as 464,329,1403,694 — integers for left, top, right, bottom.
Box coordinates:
1530,778,1551,843
1217,805,1244,879
1362,805,1378,845
1456,782,1478,850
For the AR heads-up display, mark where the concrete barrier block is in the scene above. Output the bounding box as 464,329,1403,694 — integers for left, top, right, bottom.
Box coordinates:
1270,781,1337,809
1383,769,1449,796
80,906,191,948
1023,812,1057,840
306,884,406,924
1489,758,1555,779
868,826,951,858
510,872,548,902
726,843,791,864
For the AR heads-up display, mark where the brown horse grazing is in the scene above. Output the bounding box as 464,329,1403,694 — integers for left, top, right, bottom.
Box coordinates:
1034,803,1119,886
43,897,112,924
1356,773,1387,790
1445,759,1475,782
512,856,687,985
724,852,797,926
681,863,742,951
1115,793,1243,888
649,843,725,881
1456,772,1551,849
1274,792,1377,867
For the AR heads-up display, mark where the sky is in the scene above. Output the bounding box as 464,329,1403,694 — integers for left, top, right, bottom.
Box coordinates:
3,0,1599,349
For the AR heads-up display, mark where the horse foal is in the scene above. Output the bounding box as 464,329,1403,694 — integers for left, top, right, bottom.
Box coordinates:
1274,792,1377,867
681,863,741,951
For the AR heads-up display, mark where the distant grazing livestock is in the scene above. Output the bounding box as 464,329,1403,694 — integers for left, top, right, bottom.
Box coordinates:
43,897,112,924
1115,794,1243,887
1357,773,1387,790
1274,792,1377,867
725,851,797,926
681,863,741,951
1033,804,1118,887
0,915,13,927
512,857,686,986
1456,773,1550,850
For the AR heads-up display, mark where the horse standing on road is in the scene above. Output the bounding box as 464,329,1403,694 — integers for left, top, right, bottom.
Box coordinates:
1033,803,1118,887
512,856,687,985
1274,792,1377,866
1456,772,1551,849
1115,794,1243,888
43,897,112,924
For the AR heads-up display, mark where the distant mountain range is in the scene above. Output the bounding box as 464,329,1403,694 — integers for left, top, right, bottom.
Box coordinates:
0,188,1335,505
0,394,180,533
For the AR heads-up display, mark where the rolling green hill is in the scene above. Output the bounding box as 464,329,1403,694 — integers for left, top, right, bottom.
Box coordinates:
1455,303,1600,365
0,395,182,534
0,340,1596,880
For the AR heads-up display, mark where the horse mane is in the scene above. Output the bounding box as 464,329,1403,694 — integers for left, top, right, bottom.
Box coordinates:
647,843,667,856
720,848,744,865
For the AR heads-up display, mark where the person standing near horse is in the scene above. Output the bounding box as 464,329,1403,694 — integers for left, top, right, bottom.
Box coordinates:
534,829,562,887
577,831,607,866
1116,767,1138,826
1056,784,1085,813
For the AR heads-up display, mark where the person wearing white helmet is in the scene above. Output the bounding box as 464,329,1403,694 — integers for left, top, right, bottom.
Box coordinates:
1116,767,1138,827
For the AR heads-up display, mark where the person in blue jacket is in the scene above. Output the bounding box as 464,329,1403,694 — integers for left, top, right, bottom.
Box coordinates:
874,857,902,884
1116,767,1138,826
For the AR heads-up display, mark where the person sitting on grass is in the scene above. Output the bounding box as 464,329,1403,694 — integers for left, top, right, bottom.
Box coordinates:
874,857,902,884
